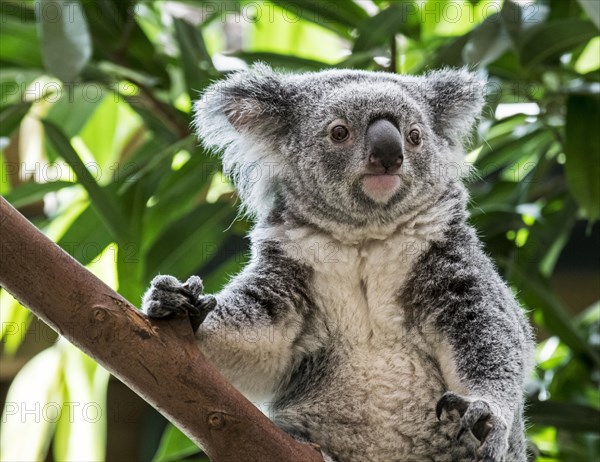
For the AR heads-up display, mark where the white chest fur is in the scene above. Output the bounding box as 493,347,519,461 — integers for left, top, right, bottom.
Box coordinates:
253,219,468,459
257,220,441,346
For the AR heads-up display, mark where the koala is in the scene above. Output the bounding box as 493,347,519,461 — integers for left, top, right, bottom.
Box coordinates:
142,64,534,462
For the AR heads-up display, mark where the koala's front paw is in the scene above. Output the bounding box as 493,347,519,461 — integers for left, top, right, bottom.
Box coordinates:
142,275,217,330
436,391,508,462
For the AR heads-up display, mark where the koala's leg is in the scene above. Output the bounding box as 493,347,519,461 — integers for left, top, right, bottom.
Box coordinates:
142,242,316,398
432,305,533,462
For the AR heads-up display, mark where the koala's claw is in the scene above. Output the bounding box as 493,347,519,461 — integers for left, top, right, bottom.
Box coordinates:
436,392,508,462
142,275,215,330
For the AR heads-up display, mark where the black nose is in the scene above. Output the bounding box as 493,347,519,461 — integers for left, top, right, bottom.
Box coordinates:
366,119,403,172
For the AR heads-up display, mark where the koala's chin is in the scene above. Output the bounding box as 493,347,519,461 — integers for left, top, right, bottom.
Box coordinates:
360,174,401,203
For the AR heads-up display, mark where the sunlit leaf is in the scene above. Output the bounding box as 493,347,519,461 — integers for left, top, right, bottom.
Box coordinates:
0,346,64,462
3,180,74,208
271,0,368,38
42,120,131,242
0,290,32,355
152,424,201,462
53,344,109,462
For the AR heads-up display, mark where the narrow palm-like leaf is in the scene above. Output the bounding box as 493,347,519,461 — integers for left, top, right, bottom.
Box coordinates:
173,18,216,96
507,263,600,369
528,400,600,432
4,180,74,208
0,102,32,136
565,95,600,222
42,120,131,242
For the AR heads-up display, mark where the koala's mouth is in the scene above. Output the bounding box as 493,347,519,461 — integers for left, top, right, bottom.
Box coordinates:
360,174,401,203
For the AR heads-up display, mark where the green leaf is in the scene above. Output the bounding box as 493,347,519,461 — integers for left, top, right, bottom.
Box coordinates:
462,15,512,67
430,34,471,68
271,0,368,38
578,0,600,29
520,19,598,68
173,19,216,96
53,346,109,462
4,180,75,208
507,263,600,369
0,289,32,355
0,347,64,462
1,1,36,22
0,102,32,137
233,51,332,71
42,120,131,242
57,205,113,266
0,17,44,68
353,2,420,52
565,95,600,222
144,203,235,281
528,400,600,432
35,0,92,82
79,0,170,87
152,424,200,462
120,135,196,188
44,85,105,139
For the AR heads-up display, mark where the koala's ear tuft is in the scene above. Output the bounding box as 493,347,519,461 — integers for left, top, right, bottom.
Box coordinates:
192,64,294,219
420,68,485,144
194,64,294,148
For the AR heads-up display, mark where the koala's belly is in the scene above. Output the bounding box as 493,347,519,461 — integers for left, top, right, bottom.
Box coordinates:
274,340,478,462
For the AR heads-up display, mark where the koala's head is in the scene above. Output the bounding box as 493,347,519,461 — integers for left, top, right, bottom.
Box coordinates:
194,64,483,233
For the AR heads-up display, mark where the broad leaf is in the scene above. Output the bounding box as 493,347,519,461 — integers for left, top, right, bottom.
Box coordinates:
36,0,92,82
173,18,216,96
43,121,131,242
578,0,600,29
353,2,420,53
520,19,598,68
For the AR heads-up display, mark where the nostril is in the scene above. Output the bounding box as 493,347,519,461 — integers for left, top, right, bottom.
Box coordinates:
370,151,403,170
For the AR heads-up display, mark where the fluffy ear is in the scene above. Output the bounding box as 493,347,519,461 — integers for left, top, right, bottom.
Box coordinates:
193,64,294,218
194,63,295,148
419,68,485,145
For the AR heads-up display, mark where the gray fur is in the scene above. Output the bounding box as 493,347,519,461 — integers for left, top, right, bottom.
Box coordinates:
143,65,534,462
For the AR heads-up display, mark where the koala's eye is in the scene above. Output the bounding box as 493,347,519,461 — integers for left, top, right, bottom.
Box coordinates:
407,128,421,146
330,125,349,142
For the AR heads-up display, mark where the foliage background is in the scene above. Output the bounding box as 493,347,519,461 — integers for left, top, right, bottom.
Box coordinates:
0,0,598,461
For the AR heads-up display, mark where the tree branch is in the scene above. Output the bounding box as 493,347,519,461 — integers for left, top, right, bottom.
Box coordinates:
0,196,323,462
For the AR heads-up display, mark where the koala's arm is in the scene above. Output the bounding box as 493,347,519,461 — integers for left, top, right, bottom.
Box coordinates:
434,291,533,461
404,229,534,460
143,240,315,398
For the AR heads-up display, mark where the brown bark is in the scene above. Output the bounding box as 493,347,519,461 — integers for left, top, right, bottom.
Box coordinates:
0,196,324,462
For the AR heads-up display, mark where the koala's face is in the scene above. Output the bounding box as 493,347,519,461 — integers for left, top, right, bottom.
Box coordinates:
195,65,483,231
